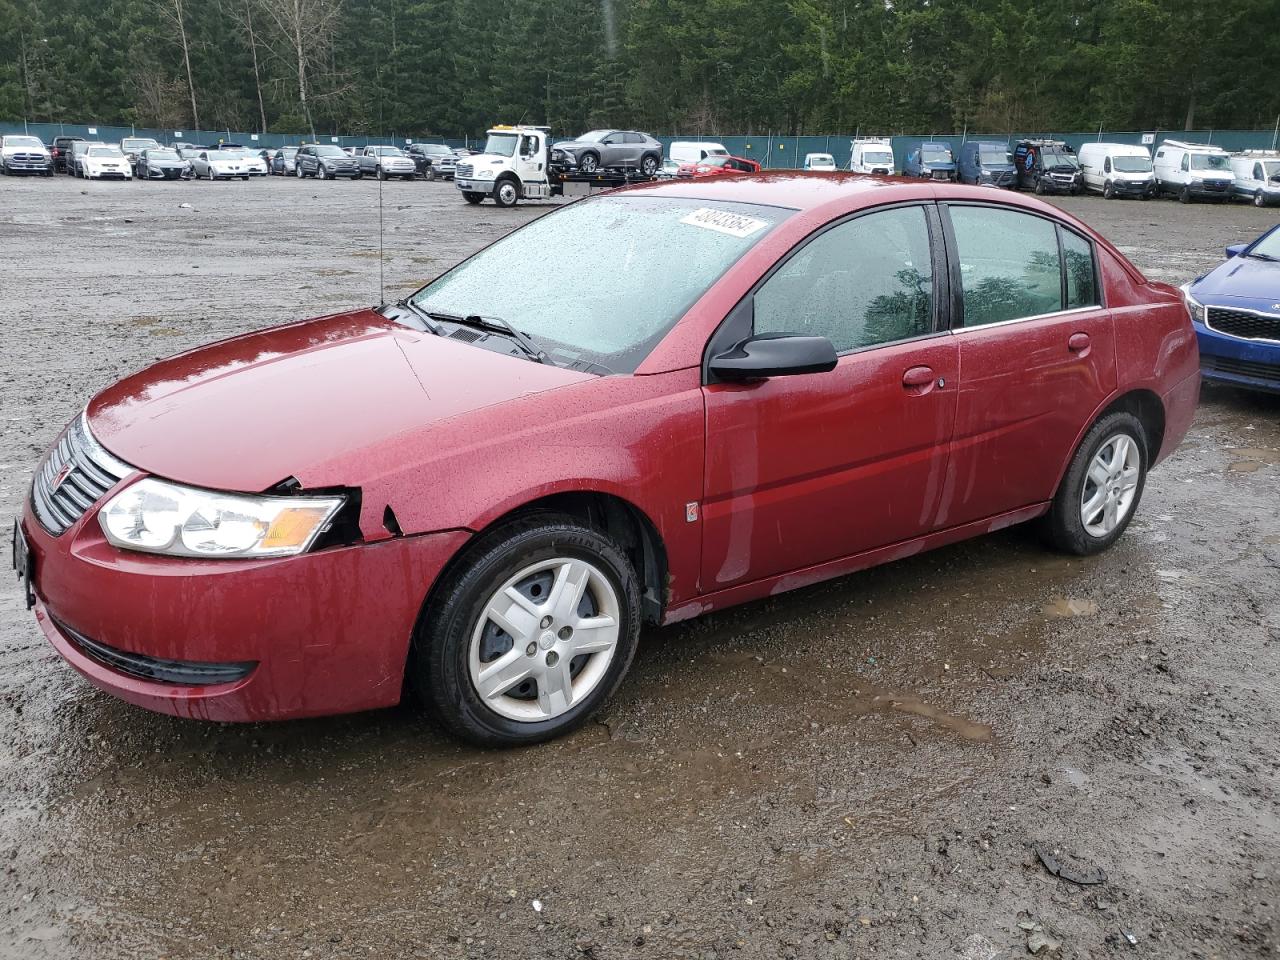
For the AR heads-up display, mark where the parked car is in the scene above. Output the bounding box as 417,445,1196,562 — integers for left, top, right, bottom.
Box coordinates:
1229,151,1280,207
119,137,162,172
189,149,253,180
675,155,761,178
176,146,204,164
803,153,837,171
1077,143,1156,200
407,143,457,180
902,141,957,181
215,146,268,176
957,141,1016,187
296,144,360,179
358,145,417,180
0,134,52,175
50,135,84,174
1153,140,1234,202
67,140,103,177
658,159,681,179
552,129,662,175
137,147,192,180
15,175,1199,748
849,139,895,174
171,141,199,152
270,147,299,175
1012,139,1082,195
79,144,133,180
1184,223,1280,393
668,141,729,167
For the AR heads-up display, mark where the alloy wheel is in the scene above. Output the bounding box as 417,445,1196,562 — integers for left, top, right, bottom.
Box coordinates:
1080,433,1141,538
468,557,620,722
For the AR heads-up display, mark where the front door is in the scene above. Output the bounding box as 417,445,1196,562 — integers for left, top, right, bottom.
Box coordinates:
936,202,1116,528
700,204,958,592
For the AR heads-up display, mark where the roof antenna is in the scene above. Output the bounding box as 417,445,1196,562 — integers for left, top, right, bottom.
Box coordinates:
377,146,385,305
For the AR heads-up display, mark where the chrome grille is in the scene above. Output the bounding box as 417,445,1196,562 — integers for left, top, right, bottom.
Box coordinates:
31,414,133,536
456,162,474,179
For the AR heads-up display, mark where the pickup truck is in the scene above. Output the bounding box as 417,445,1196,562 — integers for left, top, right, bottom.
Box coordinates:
358,146,417,180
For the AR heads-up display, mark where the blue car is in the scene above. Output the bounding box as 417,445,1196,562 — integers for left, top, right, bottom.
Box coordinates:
1184,223,1280,393
902,141,957,181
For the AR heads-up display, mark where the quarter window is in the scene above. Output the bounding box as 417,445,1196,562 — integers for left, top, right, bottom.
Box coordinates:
949,206,1063,325
755,206,934,352
1062,229,1099,309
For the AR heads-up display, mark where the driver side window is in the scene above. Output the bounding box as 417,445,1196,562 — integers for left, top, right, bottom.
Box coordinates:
754,206,934,353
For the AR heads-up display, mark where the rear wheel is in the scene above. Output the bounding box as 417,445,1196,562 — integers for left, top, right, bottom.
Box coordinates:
411,516,641,747
493,177,520,207
640,153,659,176
1043,411,1147,556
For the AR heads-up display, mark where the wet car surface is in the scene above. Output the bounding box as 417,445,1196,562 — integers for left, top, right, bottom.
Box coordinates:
1,177,1277,959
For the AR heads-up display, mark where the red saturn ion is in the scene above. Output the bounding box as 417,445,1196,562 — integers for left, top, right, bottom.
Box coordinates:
14,174,1199,746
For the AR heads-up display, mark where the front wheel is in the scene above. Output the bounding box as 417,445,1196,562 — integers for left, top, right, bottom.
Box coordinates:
412,516,641,746
1256,190,1267,208
1103,180,1115,199
493,178,519,207
1043,411,1147,556
1179,185,1191,203
426,166,436,182
462,191,484,204
578,152,599,173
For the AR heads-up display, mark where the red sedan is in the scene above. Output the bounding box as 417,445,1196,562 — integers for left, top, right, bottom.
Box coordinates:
676,155,761,178
15,173,1199,746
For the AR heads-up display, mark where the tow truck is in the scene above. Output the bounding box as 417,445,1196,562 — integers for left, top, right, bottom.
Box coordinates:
455,125,656,207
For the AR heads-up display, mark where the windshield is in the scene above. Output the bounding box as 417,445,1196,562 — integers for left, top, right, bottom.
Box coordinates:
280,147,298,156
863,151,893,164
217,148,251,157
1251,226,1280,259
483,133,518,157
87,146,123,157
1112,155,1152,173
700,157,729,167
423,145,452,156
409,197,789,374
370,146,403,156
578,130,610,142
313,145,345,157
7,136,43,149
148,149,180,160
921,148,951,163
979,146,1010,163
808,155,834,166
122,139,157,150
1041,149,1079,168
1191,153,1230,172
1263,161,1280,179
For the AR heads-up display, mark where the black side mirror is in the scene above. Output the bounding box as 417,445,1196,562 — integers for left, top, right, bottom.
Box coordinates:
1225,243,1246,259
709,333,838,381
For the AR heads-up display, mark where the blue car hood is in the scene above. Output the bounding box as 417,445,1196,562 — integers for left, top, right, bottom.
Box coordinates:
1192,255,1280,307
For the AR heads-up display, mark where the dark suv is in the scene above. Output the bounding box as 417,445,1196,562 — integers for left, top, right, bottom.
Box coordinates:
407,143,457,180
295,144,360,179
51,136,84,174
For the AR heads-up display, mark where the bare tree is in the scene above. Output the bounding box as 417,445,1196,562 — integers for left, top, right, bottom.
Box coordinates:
158,0,200,130
254,0,344,138
227,0,268,132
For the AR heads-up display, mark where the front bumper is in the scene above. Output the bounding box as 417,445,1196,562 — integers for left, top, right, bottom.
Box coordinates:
1110,179,1155,197
1184,180,1233,199
20,497,469,722
1194,319,1280,393
3,158,50,173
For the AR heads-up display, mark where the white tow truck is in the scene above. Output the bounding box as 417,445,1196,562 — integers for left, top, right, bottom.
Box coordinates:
455,125,656,207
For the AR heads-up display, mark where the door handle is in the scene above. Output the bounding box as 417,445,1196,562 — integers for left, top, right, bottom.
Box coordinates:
902,365,937,395
1068,332,1091,355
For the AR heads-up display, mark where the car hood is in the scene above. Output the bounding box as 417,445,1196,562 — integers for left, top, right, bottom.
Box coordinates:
86,309,593,492
1192,255,1280,303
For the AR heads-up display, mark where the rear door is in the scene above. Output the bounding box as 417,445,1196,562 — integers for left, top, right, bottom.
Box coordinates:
700,203,958,591
936,202,1115,528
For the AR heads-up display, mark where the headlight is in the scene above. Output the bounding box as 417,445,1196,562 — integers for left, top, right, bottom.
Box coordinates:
99,478,344,559
477,168,495,179
1180,284,1207,325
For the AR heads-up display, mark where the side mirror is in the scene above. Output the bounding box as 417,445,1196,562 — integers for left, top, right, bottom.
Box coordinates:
709,333,837,381
1225,243,1246,259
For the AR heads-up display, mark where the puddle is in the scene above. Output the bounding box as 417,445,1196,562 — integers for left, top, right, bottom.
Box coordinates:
1042,597,1099,617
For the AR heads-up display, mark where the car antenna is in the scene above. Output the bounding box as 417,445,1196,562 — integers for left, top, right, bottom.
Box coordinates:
377,142,386,306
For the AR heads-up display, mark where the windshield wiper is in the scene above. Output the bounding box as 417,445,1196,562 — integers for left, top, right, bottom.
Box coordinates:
1245,252,1280,262
385,298,444,335
451,314,548,364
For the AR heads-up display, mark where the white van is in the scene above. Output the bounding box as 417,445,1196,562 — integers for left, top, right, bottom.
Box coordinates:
1152,140,1234,202
849,139,894,174
803,152,836,171
1229,151,1280,207
1077,142,1156,199
668,141,729,166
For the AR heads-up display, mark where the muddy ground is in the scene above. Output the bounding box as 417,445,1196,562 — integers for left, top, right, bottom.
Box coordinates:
0,176,1277,960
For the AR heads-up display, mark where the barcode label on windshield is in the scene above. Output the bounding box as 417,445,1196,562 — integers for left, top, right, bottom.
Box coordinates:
680,208,768,238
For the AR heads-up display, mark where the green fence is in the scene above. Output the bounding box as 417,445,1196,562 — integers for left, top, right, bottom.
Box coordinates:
4,119,1278,168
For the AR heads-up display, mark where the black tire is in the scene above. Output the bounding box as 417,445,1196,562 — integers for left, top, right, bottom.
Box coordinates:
578,151,600,173
640,153,659,176
493,176,519,207
426,166,436,182
463,191,484,204
1255,190,1266,208
377,167,387,181
1034,178,1046,195
1103,181,1115,199
411,515,641,747
1042,411,1148,556
1179,185,1191,204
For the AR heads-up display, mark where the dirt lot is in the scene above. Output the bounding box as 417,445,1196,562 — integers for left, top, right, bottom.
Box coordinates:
1,175,1277,960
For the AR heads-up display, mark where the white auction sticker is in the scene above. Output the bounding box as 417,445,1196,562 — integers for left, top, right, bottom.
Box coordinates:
680,208,768,238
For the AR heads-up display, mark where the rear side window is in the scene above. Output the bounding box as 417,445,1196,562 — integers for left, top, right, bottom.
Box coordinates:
1062,229,1099,309
755,206,934,352
949,206,1063,325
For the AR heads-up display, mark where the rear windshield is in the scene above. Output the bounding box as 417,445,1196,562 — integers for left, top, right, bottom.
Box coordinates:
409,196,792,374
